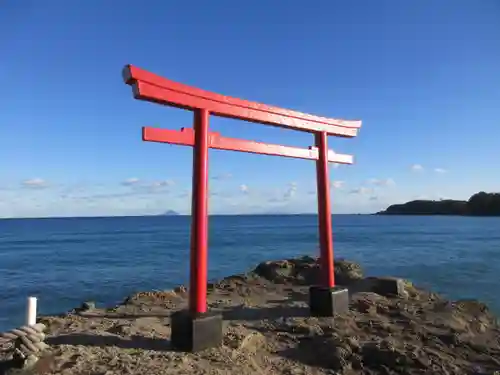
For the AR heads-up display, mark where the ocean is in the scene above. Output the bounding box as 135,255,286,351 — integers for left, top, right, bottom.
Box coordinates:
0,214,499,332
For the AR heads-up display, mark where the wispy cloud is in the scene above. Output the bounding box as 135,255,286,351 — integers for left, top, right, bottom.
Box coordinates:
239,184,249,194
121,178,140,186
349,187,373,195
265,183,299,204
71,191,140,200
434,168,447,173
121,179,175,194
22,178,48,189
69,178,177,201
331,180,345,189
283,182,297,200
367,178,395,187
150,180,175,188
411,164,424,172
212,173,233,180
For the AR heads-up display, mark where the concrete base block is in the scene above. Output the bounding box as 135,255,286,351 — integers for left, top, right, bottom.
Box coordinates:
170,310,223,352
309,285,349,317
366,277,406,297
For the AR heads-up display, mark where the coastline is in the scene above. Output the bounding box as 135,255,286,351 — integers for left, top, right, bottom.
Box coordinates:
377,192,500,216
3,256,499,375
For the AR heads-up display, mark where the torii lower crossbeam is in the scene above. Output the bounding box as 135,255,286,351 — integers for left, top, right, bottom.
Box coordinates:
143,126,354,164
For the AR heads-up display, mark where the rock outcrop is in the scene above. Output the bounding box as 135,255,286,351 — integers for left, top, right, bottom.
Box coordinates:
252,256,363,286
21,256,500,375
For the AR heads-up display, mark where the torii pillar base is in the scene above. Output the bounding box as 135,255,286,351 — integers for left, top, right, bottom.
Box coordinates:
170,310,223,352
309,285,349,317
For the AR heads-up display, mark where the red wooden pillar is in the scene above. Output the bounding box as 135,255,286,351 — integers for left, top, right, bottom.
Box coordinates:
189,108,210,314
315,131,335,288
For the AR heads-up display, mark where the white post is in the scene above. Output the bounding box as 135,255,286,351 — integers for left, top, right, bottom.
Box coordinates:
26,297,37,326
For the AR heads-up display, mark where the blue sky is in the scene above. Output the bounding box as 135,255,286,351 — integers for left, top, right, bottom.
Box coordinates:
1,0,499,218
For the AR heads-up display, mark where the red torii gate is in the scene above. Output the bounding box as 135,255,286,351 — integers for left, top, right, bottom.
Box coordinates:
122,65,362,352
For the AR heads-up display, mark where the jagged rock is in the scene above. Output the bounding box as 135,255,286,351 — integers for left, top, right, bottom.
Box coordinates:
173,285,187,294
216,274,253,289
350,292,390,314
454,299,489,315
123,290,179,306
252,256,363,286
81,301,95,311
363,276,407,297
334,259,364,285
73,301,95,313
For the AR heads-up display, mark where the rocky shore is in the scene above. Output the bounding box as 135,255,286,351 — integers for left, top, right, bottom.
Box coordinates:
2,256,499,375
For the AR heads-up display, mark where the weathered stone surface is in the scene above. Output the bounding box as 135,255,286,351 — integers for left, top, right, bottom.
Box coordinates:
252,256,363,286
25,257,499,375
333,259,364,285
364,276,407,297
350,292,390,314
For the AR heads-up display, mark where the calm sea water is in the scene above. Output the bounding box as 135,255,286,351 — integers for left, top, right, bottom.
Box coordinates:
0,215,499,331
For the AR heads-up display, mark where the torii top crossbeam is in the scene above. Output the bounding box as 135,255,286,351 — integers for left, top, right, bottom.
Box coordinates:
122,65,361,137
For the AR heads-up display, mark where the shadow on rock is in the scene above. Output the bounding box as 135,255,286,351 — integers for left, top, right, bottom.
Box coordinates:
47,333,171,352
0,355,55,375
280,335,454,375
276,293,500,375
75,312,171,320
0,359,24,375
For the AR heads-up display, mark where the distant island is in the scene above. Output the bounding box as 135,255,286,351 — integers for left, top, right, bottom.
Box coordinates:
377,192,500,216
162,210,180,216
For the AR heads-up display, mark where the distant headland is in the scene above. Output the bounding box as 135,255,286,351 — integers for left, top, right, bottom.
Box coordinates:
377,192,500,216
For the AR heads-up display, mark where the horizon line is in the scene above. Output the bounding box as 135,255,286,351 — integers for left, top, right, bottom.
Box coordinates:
0,213,371,220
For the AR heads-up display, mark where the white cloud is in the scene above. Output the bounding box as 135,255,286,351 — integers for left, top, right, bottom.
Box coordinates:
239,184,249,194
121,178,140,186
0,180,390,218
434,168,447,174
385,178,396,186
411,164,424,172
0,171,423,218
150,180,175,188
331,180,345,189
22,178,48,189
